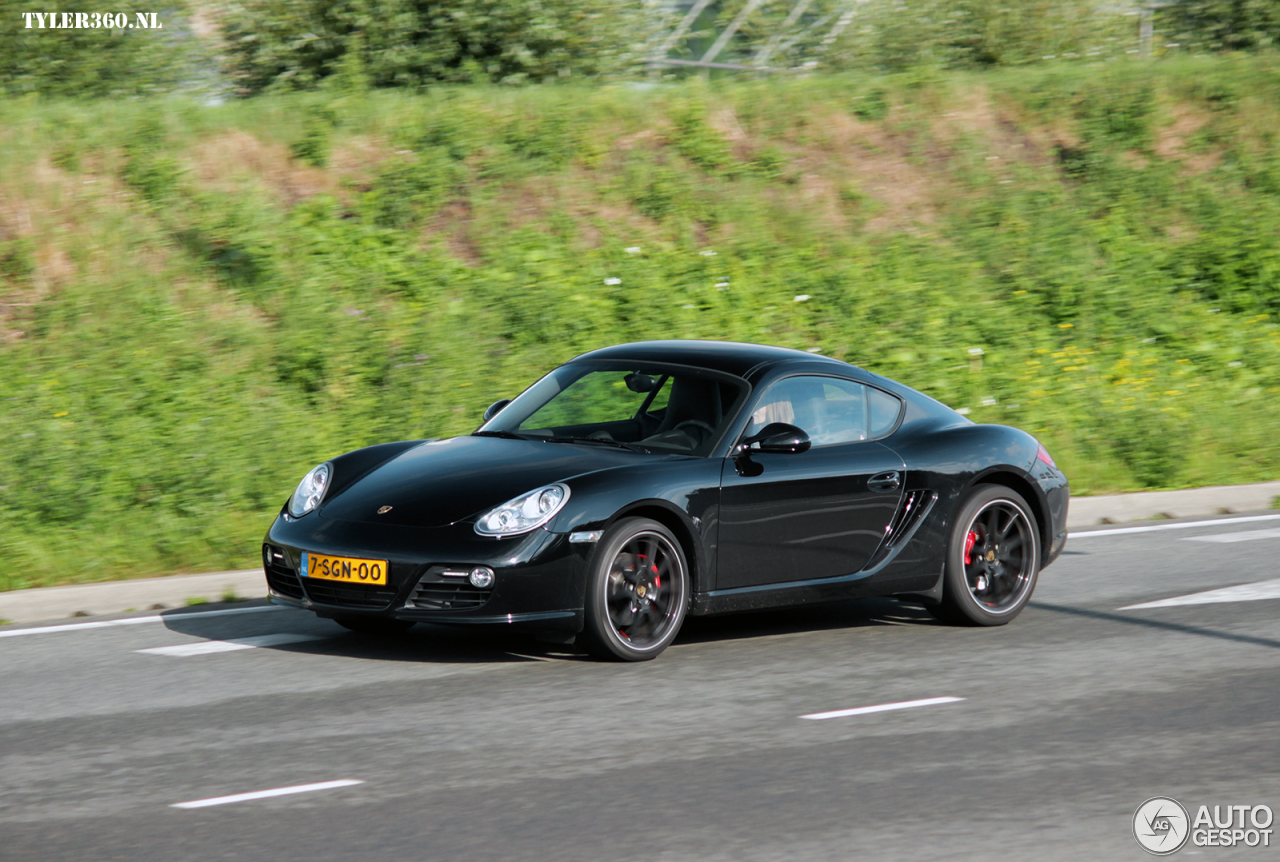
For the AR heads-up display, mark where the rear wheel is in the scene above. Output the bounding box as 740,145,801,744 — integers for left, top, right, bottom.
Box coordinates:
580,518,690,661
333,616,415,635
933,484,1041,626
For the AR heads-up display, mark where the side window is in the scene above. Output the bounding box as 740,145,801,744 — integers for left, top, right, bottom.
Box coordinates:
867,387,903,438
644,375,672,417
745,376,869,447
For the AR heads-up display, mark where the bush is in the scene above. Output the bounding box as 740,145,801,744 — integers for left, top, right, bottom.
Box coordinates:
0,2,204,97
219,0,645,95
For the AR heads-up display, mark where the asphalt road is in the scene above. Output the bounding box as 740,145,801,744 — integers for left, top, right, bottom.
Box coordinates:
2,513,1279,861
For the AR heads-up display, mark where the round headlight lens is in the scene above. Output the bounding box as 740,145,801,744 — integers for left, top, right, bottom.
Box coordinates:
288,462,332,518
469,566,495,589
475,483,569,536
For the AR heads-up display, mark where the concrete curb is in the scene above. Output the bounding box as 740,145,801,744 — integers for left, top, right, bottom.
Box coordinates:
1,480,1277,626
1066,480,1280,528
0,569,264,625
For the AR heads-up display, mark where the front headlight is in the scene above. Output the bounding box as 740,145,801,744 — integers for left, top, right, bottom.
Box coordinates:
288,462,332,518
475,483,569,536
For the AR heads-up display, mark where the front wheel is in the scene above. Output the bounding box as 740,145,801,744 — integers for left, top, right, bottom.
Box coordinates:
932,484,1041,626
580,518,690,661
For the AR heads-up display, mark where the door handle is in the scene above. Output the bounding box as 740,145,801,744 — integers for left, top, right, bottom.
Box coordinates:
868,471,901,493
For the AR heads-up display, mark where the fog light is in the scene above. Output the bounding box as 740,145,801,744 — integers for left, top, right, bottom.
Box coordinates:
469,566,495,589
263,545,272,567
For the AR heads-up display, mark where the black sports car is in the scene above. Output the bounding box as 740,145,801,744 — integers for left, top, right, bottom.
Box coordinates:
263,340,1069,661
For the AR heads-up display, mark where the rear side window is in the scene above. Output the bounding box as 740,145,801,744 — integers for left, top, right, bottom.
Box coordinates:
868,386,902,438
746,375,867,446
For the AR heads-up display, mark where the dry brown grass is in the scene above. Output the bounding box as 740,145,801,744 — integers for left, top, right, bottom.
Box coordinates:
189,130,339,205
810,111,944,232
0,158,91,342
1154,106,1219,175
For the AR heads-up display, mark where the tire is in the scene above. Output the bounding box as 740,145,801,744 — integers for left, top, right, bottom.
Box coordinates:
580,517,690,661
333,616,415,635
933,484,1041,626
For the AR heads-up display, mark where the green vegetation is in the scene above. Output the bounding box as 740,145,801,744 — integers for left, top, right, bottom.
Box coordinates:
0,1,206,98
184,596,210,607
218,0,643,93
220,587,246,603
5,0,1278,100
2,56,1280,590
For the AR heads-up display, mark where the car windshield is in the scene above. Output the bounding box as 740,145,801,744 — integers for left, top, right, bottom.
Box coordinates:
477,362,748,456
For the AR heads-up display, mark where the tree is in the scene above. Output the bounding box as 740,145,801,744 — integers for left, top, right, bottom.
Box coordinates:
217,0,645,95
1160,0,1280,51
0,1,203,98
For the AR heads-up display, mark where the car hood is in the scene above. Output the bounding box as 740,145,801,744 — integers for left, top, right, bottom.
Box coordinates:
317,435,654,528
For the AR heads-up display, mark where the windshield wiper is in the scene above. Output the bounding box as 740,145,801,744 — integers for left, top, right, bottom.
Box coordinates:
472,430,533,441
545,436,646,452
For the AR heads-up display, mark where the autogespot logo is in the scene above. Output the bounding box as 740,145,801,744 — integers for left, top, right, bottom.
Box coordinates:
1134,797,1275,854
1134,797,1191,855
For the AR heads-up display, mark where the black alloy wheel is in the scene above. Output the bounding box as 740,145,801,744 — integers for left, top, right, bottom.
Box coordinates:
333,616,416,635
929,484,1041,626
581,517,690,661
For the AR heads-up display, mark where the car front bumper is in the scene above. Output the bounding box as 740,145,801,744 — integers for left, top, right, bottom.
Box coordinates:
262,513,589,633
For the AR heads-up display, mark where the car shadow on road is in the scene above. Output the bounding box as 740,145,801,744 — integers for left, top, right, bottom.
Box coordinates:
158,603,569,664
282,627,576,663
674,597,937,646
156,597,941,664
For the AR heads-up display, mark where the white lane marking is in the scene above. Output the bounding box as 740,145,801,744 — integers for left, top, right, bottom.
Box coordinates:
171,779,364,809
1181,528,1280,544
137,633,324,657
0,606,284,639
1069,513,1280,539
800,696,965,721
1119,578,1280,610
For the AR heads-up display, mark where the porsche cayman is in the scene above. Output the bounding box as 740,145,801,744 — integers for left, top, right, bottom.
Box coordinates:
262,340,1069,660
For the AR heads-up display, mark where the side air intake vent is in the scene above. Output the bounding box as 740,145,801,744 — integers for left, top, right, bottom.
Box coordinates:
883,490,937,549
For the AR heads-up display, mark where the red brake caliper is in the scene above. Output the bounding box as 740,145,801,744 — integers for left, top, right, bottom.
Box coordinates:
963,530,978,566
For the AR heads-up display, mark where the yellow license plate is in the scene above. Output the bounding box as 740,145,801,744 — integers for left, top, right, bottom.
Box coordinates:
302,552,388,585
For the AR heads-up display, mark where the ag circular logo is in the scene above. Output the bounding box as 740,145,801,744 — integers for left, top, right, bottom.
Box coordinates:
1134,797,1191,855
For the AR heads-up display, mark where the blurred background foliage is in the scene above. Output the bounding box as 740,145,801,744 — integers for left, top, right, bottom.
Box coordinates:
1,2,1279,587
3,1,1280,96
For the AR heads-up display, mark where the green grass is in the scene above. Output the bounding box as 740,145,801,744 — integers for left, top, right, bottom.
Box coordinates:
2,56,1280,589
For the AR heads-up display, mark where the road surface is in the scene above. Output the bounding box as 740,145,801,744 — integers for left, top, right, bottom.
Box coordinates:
2,513,1278,860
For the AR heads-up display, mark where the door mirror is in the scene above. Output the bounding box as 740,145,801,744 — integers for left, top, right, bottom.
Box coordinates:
483,399,511,422
739,423,811,455
624,372,657,393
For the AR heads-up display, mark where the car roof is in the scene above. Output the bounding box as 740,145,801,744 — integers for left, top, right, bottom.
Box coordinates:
571,340,854,378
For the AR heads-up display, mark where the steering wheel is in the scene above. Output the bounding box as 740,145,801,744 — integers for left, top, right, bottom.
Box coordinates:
673,419,716,443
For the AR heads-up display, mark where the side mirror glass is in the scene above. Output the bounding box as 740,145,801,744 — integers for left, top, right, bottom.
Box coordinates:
739,422,811,455
624,372,657,393
483,399,511,422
